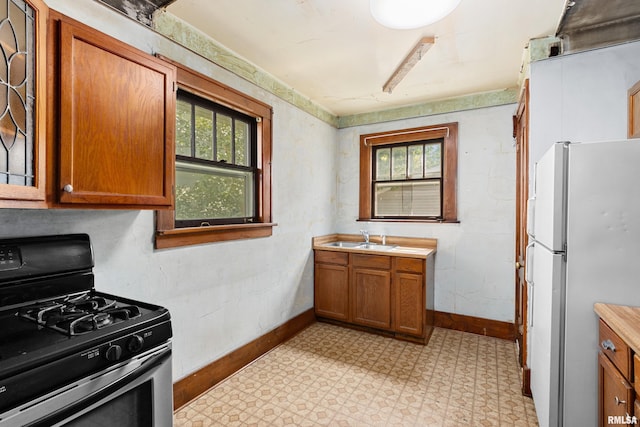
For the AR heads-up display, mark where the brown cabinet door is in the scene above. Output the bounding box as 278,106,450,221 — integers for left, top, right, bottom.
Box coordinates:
57,19,175,207
599,351,634,426
314,263,349,321
351,267,391,329
394,272,424,336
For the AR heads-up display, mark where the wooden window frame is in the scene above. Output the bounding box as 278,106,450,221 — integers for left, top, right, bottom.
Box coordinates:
629,79,640,139
155,57,274,249
359,123,458,223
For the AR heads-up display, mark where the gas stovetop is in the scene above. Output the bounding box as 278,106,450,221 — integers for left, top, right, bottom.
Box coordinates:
0,234,172,414
0,289,171,378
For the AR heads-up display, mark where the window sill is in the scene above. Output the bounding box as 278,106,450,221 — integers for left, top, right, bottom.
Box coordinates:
357,218,460,224
155,222,277,249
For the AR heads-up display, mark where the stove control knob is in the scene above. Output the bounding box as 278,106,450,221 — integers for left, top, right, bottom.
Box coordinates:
127,335,144,353
105,344,123,362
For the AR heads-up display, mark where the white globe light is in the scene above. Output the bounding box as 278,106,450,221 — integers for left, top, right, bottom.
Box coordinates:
370,0,462,29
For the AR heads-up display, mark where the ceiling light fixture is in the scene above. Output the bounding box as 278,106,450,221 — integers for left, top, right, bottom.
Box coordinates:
370,0,462,30
383,36,435,94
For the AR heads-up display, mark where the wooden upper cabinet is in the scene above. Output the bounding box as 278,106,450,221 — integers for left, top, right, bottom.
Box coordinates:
55,17,175,208
0,0,48,207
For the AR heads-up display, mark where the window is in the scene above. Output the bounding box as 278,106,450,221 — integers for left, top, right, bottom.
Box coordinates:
155,57,274,249
359,123,458,222
175,91,257,227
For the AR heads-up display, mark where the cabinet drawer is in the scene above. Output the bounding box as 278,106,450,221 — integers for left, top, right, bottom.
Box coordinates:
351,254,391,269
315,250,348,265
395,257,424,273
599,319,632,379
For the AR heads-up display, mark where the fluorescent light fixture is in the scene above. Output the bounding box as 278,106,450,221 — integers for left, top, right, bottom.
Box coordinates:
370,0,462,30
383,36,435,94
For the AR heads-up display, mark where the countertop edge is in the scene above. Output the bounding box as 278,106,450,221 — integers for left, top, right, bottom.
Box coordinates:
312,244,435,259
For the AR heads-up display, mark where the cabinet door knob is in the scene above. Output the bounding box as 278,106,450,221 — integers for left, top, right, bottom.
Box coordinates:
601,339,616,352
63,184,73,193
615,396,626,406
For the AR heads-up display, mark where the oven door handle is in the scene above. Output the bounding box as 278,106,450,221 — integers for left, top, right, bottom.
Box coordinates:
25,346,172,427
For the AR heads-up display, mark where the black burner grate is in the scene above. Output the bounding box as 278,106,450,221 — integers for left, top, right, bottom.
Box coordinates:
18,292,142,336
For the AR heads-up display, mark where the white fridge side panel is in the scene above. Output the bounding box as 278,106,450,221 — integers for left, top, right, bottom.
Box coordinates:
563,139,640,425
529,243,564,427
533,143,565,251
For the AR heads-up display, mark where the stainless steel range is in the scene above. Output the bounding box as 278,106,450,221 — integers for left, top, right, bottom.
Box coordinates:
0,234,173,426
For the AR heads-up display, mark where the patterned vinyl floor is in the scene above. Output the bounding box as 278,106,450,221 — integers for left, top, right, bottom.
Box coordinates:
174,322,538,426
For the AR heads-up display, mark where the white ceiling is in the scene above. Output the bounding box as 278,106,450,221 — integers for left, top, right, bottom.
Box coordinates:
165,0,567,117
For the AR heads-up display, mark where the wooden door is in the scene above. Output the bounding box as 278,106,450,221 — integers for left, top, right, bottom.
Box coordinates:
352,267,392,329
314,262,349,320
514,80,531,395
0,0,48,207
57,18,175,208
598,352,634,426
394,272,424,336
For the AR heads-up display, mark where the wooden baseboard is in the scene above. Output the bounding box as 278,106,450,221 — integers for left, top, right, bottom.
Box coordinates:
433,310,516,341
521,366,532,397
172,308,316,410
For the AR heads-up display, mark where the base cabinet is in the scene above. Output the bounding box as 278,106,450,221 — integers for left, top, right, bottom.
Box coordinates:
598,319,636,426
314,249,433,343
599,352,634,424
352,267,392,329
394,272,424,336
314,251,349,321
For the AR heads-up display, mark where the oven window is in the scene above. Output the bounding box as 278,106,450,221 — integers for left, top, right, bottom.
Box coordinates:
64,382,153,427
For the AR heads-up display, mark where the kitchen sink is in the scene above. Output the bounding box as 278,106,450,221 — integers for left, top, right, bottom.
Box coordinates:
325,241,362,248
357,243,397,250
324,241,398,251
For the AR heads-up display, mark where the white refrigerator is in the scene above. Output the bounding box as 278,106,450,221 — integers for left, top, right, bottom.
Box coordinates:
527,139,640,427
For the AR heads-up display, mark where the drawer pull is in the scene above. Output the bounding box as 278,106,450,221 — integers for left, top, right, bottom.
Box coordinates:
601,339,616,352
614,396,626,406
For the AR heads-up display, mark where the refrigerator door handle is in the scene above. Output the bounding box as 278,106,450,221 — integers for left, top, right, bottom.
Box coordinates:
525,241,535,284
526,197,536,238
528,281,534,328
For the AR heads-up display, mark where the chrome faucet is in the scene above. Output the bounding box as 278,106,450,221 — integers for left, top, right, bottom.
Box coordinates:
360,230,370,243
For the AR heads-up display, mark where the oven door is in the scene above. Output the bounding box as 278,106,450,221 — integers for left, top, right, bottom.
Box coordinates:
0,343,172,427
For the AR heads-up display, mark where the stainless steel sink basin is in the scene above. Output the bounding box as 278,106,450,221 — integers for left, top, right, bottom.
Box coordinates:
357,243,397,251
324,241,397,251
325,241,362,248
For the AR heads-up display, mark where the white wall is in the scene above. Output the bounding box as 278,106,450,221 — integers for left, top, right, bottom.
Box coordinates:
530,40,640,164
336,105,517,322
2,0,338,382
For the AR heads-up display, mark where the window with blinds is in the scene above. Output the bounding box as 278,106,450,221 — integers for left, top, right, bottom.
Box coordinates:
373,140,443,218
359,123,457,223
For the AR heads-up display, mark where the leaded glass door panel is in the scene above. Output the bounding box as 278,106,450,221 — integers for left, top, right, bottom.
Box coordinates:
0,0,46,204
